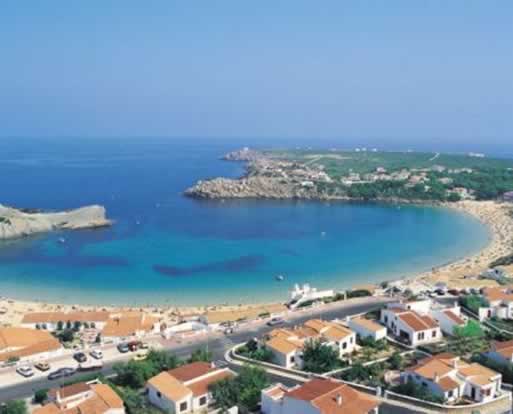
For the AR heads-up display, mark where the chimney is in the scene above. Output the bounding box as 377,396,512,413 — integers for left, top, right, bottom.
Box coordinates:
336,393,342,406
434,372,440,383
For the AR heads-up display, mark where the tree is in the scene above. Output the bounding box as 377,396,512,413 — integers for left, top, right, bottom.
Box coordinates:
73,321,82,332
0,400,28,414
389,352,403,370
189,347,213,363
210,365,269,413
113,360,156,389
113,351,180,389
393,378,445,404
34,389,48,404
56,329,74,343
66,320,72,330
302,340,342,373
453,320,484,338
56,321,64,331
459,295,489,314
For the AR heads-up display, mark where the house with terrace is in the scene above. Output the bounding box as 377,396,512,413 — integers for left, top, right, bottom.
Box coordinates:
21,311,111,331
146,361,233,413
478,287,513,321
403,353,502,403
380,304,442,346
0,327,62,364
433,305,467,335
484,339,513,366
34,382,124,414
264,319,356,369
346,317,387,341
261,378,380,414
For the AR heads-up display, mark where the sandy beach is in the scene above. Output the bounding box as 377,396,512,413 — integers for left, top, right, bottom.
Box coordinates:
417,200,513,289
1,200,512,328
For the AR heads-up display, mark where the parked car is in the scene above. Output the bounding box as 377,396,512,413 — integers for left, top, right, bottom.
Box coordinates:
117,342,130,353
73,352,87,363
128,341,140,352
267,317,285,327
48,367,76,380
139,342,150,349
35,361,50,372
89,349,103,360
16,366,34,378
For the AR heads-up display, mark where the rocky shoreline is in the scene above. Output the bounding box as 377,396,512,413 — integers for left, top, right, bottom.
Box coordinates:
0,204,112,240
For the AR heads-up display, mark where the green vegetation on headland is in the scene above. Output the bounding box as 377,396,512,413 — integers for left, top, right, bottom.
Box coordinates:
186,148,513,203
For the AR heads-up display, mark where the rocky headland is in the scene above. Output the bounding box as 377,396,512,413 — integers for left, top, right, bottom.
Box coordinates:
0,204,112,240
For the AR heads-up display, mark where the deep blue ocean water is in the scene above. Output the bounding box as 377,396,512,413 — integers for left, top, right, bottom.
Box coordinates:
0,137,491,306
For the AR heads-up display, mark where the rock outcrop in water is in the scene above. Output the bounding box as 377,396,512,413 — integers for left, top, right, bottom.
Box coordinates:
0,204,112,240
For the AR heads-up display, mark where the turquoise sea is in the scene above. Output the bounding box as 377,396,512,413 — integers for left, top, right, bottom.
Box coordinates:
0,138,490,306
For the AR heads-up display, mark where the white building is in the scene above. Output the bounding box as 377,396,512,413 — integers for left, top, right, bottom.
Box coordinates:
346,317,387,341
287,284,334,309
34,382,125,414
21,311,111,331
161,321,208,340
146,362,233,413
261,378,380,414
433,306,467,335
0,327,63,365
403,353,502,403
380,304,442,346
265,319,356,369
478,287,513,321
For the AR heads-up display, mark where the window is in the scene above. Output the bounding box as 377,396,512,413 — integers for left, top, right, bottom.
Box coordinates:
199,396,207,406
448,390,453,398
157,392,162,398
432,330,437,337
417,332,425,340
342,342,347,349
179,402,187,412
289,356,295,363
350,337,353,344
384,316,388,323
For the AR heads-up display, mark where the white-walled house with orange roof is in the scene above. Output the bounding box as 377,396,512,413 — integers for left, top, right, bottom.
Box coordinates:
380,304,442,346
402,353,502,403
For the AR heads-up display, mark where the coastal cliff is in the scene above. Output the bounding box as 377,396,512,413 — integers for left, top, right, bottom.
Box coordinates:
185,147,513,203
0,204,112,240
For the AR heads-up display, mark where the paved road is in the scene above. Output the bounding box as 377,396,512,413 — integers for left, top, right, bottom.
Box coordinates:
0,298,392,402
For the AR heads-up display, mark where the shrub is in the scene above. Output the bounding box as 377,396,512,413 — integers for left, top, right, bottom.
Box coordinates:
347,289,371,299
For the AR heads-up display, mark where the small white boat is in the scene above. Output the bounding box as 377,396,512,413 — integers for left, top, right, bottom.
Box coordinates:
57,237,66,244
275,275,285,281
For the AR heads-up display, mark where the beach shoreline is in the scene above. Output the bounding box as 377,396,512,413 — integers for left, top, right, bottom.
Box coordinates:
1,200,512,327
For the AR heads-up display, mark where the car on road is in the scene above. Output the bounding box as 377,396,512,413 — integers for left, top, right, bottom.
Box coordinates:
90,349,103,360
73,352,87,363
48,367,76,380
128,341,140,352
117,342,130,353
214,360,229,368
78,360,103,372
16,366,34,378
35,361,50,372
139,342,150,349
267,317,285,327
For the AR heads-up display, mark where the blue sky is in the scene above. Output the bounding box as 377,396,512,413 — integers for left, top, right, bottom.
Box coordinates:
1,1,512,143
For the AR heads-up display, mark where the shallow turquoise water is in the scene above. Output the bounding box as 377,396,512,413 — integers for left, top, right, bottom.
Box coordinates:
0,138,489,305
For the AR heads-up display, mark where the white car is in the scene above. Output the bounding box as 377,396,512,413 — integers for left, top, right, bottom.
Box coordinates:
90,349,103,360
16,366,34,378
